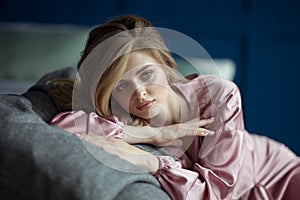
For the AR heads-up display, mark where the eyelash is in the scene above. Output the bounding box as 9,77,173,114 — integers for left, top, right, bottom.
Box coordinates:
140,70,153,79
116,70,154,91
116,82,128,91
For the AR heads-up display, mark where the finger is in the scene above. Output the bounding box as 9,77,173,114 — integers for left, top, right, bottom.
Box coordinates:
80,134,110,146
102,143,118,155
196,127,215,136
197,117,215,127
182,127,214,137
182,117,215,129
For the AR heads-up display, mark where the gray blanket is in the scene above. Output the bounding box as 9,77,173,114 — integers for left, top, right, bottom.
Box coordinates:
0,68,170,200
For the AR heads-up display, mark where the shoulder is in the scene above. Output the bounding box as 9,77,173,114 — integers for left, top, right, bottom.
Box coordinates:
182,74,241,107
187,74,240,95
186,74,237,89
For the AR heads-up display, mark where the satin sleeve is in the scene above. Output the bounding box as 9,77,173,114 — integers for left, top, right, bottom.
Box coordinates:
154,76,252,200
154,156,206,200
50,110,125,139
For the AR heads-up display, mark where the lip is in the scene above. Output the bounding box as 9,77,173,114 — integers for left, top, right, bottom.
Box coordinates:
136,100,155,111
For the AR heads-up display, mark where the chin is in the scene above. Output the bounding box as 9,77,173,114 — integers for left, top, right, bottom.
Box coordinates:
134,105,161,120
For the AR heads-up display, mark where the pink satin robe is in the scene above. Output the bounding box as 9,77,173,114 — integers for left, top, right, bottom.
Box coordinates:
50,74,300,200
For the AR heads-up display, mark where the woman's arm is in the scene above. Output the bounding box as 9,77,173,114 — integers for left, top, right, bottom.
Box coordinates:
50,110,214,147
50,110,125,138
123,118,215,146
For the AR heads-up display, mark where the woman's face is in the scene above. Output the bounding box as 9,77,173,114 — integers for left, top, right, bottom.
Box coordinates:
112,51,171,119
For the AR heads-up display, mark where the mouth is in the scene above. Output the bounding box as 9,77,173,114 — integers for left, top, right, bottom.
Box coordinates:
136,99,156,111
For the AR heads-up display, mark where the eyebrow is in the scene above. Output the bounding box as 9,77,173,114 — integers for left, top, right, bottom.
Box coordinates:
135,64,155,75
118,63,157,83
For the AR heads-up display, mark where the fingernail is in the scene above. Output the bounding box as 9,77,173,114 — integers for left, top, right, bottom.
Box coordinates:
208,131,215,135
202,131,208,135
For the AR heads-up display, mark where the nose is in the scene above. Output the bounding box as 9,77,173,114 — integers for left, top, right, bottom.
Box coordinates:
132,86,147,100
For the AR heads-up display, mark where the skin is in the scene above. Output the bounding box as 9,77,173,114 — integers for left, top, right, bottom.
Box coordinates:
112,51,185,126
81,51,215,173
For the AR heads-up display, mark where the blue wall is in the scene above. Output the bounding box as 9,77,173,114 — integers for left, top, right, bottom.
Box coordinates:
1,0,300,154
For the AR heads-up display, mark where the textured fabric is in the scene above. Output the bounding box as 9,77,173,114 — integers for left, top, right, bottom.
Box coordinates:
0,94,170,200
22,66,77,122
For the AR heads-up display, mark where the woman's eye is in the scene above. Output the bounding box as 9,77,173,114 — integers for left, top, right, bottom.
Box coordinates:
116,82,128,91
140,71,153,80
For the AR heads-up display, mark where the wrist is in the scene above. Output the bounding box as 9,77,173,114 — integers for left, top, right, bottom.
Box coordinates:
144,154,159,174
124,125,160,144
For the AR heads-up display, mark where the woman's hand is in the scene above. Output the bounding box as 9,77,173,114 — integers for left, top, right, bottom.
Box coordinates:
79,135,159,174
151,117,215,147
124,117,215,147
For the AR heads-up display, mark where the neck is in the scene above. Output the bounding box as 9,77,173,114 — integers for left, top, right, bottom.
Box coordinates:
170,89,190,124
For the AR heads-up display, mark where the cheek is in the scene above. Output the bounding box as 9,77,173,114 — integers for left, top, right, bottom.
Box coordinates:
114,82,170,112
113,94,131,112
148,84,169,99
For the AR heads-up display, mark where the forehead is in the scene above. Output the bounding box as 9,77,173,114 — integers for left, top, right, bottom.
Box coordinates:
125,51,160,72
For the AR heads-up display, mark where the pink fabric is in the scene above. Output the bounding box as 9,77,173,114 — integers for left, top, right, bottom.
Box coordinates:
154,75,300,200
50,74,300,199
50,110,124,139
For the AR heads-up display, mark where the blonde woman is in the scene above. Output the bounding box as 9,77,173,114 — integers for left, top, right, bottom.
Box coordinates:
50,15,300,199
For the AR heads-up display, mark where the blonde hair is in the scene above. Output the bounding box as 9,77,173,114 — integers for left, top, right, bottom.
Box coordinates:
95,48,186,125
52,15,187,125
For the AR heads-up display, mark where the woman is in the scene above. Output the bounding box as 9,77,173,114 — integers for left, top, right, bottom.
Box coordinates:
50,15,300,199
